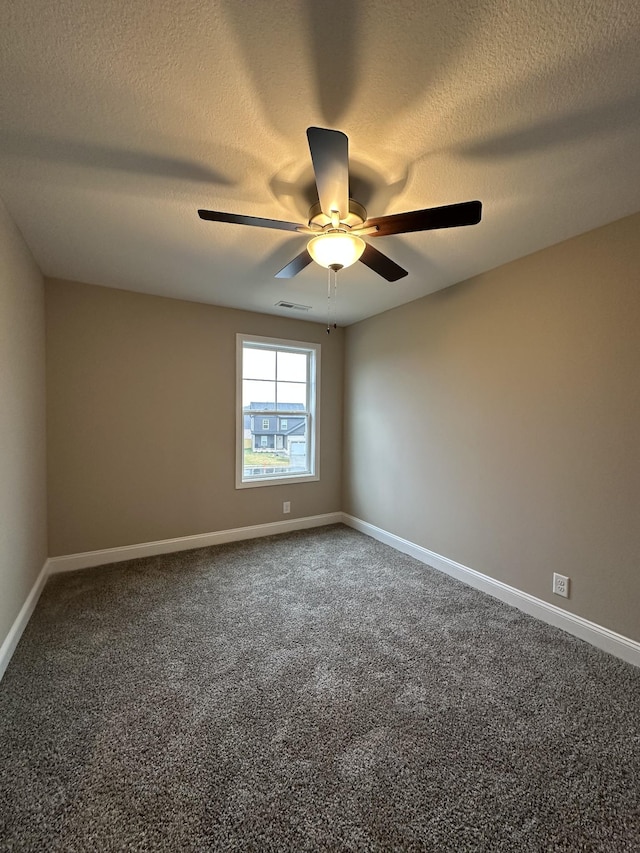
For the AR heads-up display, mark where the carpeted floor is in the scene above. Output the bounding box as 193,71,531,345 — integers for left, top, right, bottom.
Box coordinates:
1,524,639,852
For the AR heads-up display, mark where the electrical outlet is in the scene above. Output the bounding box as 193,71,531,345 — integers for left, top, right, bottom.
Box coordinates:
283,501,291,514
553,573,570,598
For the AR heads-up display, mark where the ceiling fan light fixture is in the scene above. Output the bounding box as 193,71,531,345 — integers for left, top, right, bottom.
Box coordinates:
307,231,365,271
199,128,482,283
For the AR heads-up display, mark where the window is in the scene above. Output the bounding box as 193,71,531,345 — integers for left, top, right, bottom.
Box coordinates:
237,334,320,488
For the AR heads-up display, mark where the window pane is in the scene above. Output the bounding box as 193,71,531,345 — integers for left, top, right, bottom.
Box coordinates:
243,416,309,478
277,381,307,407
243,346,275,380
277,351,307,382
243,379,276,409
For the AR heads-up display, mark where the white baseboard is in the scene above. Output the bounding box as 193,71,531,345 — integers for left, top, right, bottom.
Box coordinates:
48,512,343,574
4,513,637,684
342,514,640,669
0,559,50,682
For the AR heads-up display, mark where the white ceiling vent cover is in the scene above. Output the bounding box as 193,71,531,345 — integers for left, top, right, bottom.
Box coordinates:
275,301,312,312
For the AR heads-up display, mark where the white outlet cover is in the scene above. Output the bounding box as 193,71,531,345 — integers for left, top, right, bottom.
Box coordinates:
553,573,570,598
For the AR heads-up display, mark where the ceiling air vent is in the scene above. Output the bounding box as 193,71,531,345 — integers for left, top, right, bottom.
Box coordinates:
275,301,311,312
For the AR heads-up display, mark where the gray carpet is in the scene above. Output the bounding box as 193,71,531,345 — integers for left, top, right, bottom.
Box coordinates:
1,524,639,852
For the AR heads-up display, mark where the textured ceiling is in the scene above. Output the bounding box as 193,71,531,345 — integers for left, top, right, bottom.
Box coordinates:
1,0,639,325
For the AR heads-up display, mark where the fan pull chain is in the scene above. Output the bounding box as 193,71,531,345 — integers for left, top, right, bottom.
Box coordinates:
326,268,339,334
327,268,331,334
332,268,338,330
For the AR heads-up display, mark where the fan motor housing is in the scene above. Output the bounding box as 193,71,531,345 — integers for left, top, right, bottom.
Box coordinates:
308,199,367,231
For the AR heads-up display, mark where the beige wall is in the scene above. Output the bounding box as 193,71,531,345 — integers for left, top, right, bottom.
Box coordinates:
0,199,48,651
344,213,640,642
45,280,343,556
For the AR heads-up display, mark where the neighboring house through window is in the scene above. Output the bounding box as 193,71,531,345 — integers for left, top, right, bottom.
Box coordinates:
237,334,320,488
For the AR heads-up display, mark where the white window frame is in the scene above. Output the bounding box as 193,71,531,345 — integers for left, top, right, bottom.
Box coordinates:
236,334,320,489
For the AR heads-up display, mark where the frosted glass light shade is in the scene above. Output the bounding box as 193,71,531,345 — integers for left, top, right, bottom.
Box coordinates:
307,231,365,270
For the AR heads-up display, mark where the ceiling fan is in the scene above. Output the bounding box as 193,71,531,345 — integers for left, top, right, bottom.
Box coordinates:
198,127,482,282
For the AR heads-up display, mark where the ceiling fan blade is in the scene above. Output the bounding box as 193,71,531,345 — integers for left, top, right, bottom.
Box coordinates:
359,243,408,282
366,200,482,238
275,249,313,279
306,127,350,220
198,209,302,233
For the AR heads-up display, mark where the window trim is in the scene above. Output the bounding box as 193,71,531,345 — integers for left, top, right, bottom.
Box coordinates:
236,334,320,489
